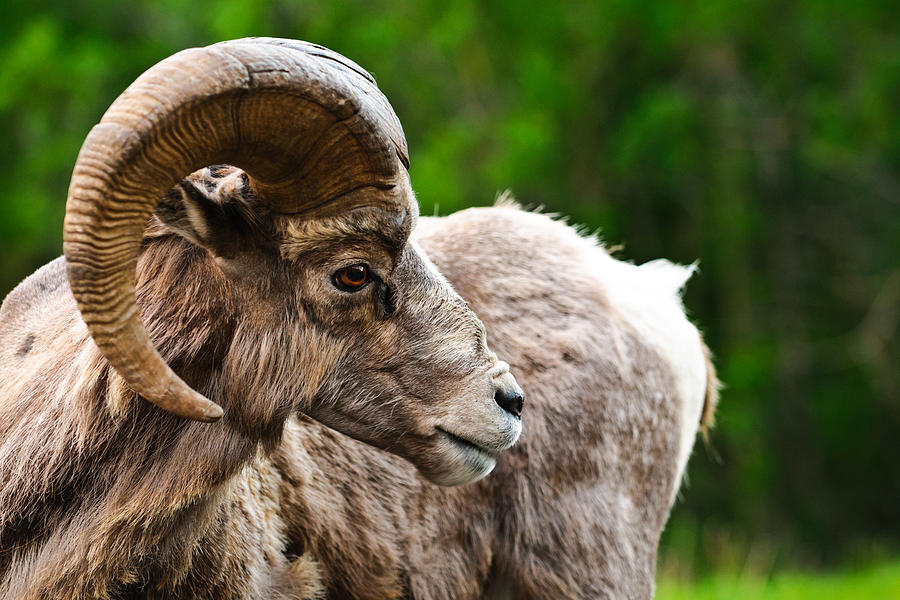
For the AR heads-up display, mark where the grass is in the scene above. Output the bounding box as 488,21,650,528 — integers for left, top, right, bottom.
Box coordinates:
656,559,900,599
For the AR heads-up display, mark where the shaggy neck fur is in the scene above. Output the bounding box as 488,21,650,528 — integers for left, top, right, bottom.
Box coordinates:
0,233,325,599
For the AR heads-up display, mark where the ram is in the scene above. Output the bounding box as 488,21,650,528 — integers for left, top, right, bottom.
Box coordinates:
0,38,716,599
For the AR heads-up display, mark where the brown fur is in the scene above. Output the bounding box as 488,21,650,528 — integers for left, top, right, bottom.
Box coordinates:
0,169,715,599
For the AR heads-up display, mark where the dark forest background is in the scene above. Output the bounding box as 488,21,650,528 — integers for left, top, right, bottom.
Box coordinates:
1,0,898,578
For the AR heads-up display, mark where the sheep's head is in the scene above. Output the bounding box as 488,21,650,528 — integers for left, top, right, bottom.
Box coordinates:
63,38,521,486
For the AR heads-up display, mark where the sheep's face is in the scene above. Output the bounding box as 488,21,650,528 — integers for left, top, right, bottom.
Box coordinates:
279,209,523,487
155,167,522,486
295,237,523,486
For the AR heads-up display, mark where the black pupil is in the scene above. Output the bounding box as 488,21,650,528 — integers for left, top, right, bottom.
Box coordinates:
344,266,366,283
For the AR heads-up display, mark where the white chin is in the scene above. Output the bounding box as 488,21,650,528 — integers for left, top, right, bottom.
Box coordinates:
423,433,498,486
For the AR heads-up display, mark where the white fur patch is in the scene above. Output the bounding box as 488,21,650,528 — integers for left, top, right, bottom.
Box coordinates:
569,237,705,501
602,255,706,499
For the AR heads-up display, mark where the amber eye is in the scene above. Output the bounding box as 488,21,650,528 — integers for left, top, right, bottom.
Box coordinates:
333,264,371,292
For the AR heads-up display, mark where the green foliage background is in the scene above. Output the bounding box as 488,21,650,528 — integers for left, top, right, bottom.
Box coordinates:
2,0,898,577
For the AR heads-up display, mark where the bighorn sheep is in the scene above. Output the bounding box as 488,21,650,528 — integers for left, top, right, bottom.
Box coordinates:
0,38,716,599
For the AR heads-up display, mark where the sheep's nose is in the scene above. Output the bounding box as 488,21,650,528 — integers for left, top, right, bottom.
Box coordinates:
495,387,524,418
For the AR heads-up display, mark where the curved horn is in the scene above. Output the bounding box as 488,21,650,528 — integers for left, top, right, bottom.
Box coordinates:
63,38,411,421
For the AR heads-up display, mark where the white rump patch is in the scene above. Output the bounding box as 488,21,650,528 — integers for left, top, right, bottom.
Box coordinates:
595,254,706,500
638,259,698,299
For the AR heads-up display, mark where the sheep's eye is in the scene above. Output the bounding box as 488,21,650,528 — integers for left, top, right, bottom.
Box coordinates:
333,264,370,292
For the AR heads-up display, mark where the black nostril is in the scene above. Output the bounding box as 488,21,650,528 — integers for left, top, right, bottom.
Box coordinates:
494,388,524,418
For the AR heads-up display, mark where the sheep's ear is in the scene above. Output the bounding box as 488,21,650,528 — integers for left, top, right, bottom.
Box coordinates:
155,178,224,249
154,170,260,261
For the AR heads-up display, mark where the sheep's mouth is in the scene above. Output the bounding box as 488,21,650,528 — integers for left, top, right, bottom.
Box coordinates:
436,428,497,458
419,428,500,486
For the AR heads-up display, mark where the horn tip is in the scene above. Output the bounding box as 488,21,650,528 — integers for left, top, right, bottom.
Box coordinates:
186,394,224,422
170,383,225,422
197,402,225,422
